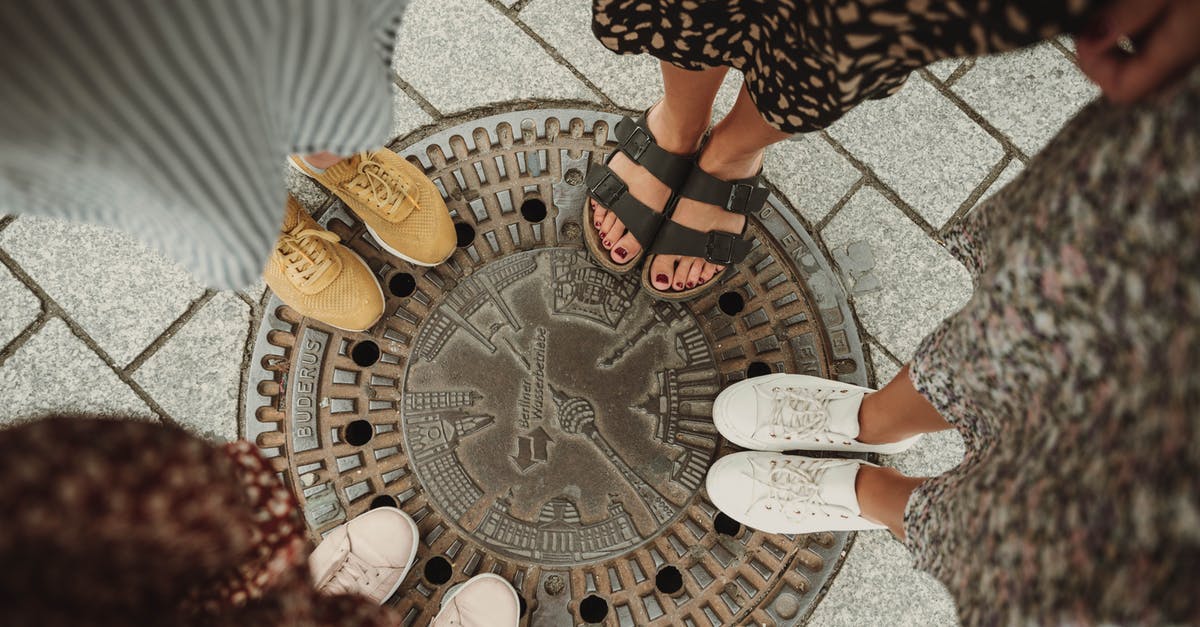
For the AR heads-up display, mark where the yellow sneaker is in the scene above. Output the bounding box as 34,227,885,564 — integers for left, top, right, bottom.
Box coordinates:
264,197,385,332
290,150,456,266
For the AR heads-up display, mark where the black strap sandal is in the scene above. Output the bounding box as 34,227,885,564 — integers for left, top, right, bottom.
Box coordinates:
640,165,769,301
584,111,697,274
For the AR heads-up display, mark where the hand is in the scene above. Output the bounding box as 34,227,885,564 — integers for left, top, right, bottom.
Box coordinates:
1075,0,1200,104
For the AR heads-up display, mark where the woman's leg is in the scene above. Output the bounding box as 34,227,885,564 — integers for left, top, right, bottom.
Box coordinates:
647,83,792,290
857,365,955,444
852,366,952,539
597,61,728,262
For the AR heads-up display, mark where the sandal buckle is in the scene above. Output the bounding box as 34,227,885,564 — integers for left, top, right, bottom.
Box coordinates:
621,126,653,160
589,170,627,206
705,231,739,265
728,183,756,214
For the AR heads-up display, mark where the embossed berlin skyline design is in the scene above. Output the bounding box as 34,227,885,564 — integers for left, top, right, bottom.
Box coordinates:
403,249,719,566
242,109,872,626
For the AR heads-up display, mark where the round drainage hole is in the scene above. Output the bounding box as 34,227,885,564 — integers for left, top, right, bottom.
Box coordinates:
343,420,373,446
718,291,746,316
389,273,416,298
714,512,743,537
454,222,476,248
423,556,452,585
369,494,396,510
518,596,528,618
520,198,547,222
655,566,683,595
747,361,772,378
579,595,609,624
351,340,380,367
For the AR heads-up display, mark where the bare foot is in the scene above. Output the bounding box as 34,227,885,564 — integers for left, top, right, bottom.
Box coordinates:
647,148,763,292
593,106,706,264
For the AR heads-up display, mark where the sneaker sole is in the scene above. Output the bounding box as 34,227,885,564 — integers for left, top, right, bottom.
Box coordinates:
712,374,921,455
289,155,455,268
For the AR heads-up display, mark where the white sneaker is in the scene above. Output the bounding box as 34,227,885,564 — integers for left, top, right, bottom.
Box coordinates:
308,507,420,604
431,573,521,627
712,373,920,454
705,452,887,534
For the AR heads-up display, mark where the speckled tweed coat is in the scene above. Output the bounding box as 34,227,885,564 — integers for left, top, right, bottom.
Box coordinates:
904,67,1200,625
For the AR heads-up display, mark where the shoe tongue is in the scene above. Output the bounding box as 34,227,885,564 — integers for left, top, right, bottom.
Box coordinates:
826,395,863,439
818,462,863,515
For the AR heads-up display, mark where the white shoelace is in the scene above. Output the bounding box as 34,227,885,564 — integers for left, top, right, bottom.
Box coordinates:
277,227,339,289
351,151,419,219
765,386,839,439
749,460,836,520
322,552,380,596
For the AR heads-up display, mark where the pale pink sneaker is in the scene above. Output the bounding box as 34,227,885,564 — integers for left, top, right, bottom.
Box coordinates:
431,573,521,627
308,507,420,604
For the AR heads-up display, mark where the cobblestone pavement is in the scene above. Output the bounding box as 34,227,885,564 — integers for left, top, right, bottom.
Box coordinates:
0,1,1098,625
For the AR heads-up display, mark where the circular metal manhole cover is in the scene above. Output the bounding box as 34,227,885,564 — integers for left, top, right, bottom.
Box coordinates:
243,108,870,626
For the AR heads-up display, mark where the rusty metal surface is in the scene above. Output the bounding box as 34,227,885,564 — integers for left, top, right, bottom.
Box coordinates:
243,109,869,626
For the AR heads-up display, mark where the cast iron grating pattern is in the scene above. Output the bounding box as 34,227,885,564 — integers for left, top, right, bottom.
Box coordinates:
243,109,870,626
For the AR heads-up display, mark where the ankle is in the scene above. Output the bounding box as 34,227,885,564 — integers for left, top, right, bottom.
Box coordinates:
855,465,921,538
856,393,909,445
697,142,764,180
648,102,710,155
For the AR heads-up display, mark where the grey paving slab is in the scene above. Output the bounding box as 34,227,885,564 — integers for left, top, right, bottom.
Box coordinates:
925,58,964,82
0,262,40,350
391,88,434,141
952,43,1098,157
522,0,652,106
134,292,249,442
392,0,597,114
285,164,331,214
868,340,902,388
522,0,744,113
886,428,967,479
822,187,972,360
809,530,959,627
974,156,1024,211
0,217,205,367
827,76,1004,229
0,318,153,425
766,135,861,224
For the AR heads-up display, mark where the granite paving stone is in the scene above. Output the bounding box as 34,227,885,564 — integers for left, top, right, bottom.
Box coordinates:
952,43,1098,157
868,340,902,388
521,0,658,110
0,262,41,351
822,187,972,360
766,135,861,224
391,88,434,142
925,58,964,82
0,318,153,425
392,0,598,114
134,292,250,442
521,0,744,114
285,164,331,214
886,428,968,478
806,530,959,627
0,217,206,367
827,76,1004,229
973,156,1025,211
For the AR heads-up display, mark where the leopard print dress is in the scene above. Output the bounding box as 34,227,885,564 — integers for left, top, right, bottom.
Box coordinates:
592,0,1100,133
